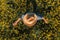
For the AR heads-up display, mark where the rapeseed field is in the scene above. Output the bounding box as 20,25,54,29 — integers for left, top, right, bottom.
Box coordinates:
0,0,60,40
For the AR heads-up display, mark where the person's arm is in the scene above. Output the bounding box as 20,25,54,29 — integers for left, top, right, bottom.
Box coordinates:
13,18,21,26
42,17,48,24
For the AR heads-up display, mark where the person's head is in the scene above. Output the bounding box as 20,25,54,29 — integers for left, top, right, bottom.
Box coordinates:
26,13,35,19
23,13,37,27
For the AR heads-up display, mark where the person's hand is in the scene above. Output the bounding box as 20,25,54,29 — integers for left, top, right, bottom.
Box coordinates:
23,14,37,28
13,18,21,26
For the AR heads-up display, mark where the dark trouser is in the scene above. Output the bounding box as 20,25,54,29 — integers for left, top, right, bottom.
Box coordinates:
26,0,37,13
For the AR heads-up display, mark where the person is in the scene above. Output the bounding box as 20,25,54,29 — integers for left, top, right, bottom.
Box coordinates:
13,13,48,28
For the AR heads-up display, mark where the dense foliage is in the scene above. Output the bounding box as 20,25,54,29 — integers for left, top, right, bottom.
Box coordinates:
0,0,60,40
